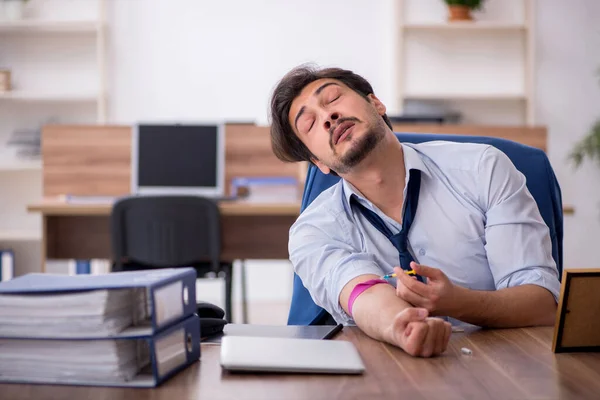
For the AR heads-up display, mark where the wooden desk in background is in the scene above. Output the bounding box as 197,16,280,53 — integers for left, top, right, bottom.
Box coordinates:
28,200,300,271
27,198,574,271
1,326,599,399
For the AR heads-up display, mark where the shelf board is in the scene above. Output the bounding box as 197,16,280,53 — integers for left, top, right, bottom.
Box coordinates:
404,93,527,101
0,20,100,33
403,22,527,31
0,91,99,102
0,158,41,172
0,229,40,241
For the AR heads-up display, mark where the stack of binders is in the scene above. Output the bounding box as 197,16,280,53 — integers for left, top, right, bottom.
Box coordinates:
0,267,200,387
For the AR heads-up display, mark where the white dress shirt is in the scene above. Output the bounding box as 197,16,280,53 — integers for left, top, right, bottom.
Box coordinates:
288,141,561,325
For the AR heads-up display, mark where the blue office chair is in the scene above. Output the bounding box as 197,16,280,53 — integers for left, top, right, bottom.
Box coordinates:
288,132,564,325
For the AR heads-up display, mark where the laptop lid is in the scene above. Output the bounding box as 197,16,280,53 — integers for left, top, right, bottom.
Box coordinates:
219,336,365,374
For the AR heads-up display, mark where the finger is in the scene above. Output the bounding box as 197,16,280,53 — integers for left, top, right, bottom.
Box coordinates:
442,322,452,353
396,308,428,332
405,321,428,357
434,320,446,355
396,267,434,298
396,281,430,308
429,319,442,356
421,320,438,357
411,262,443,281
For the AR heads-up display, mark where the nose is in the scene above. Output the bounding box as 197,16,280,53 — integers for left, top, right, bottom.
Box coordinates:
324,112,340,131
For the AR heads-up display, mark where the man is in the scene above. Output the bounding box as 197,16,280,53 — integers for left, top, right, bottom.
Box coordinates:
269,65,560,358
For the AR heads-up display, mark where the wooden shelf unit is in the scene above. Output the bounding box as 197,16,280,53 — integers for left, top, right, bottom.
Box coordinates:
395,0,536,125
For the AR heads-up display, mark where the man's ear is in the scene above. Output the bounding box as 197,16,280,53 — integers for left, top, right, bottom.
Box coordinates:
367,93,387,116
311,158,331,175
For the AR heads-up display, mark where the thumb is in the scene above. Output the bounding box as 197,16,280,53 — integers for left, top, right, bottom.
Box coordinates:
396,307,428,330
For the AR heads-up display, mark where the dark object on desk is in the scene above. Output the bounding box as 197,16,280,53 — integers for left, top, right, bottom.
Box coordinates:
202,323,343,344
553,268,600,353
110,195,235,322
198,302,227,337
323,323,343,339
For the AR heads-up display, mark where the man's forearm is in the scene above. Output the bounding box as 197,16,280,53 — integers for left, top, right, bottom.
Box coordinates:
449,284,557,328
339,275,412,343
339,274,453,357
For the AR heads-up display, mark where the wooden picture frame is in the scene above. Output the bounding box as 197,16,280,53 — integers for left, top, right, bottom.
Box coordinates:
552,269,600,353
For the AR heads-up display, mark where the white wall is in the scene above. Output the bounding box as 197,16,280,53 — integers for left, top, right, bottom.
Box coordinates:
536,0,600,269
107,0,397,124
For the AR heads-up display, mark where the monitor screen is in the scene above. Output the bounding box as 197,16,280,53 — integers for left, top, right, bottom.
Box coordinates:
131,123,224,197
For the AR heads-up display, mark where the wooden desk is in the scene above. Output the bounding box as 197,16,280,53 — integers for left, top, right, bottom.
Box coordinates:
28,198,575,271
28,200,301,271
2,326,600,399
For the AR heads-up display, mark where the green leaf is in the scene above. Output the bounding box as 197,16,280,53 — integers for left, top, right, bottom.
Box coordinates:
569,119,600,169
443,0,486,11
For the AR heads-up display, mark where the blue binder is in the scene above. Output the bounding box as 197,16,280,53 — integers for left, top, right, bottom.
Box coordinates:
0,314,201,388
0,267,197,338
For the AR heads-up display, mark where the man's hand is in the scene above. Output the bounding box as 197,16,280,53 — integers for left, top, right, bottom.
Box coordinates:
395,262,462,316
382,307,452,357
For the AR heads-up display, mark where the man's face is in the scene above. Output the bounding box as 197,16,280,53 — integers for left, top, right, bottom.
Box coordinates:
288,78,388,175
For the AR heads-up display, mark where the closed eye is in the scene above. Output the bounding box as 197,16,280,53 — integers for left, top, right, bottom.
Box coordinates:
300,118,315,134
329,95,341,104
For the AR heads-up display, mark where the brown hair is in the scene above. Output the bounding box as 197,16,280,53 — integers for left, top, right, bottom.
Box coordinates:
269,64,393,163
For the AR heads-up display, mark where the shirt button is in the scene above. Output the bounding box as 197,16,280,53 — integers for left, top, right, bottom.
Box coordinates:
419,248,426,256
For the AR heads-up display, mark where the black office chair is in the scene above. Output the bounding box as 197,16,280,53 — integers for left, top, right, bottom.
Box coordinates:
110,195,234,322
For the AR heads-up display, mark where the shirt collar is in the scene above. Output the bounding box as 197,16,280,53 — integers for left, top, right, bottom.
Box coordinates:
341,143,430,210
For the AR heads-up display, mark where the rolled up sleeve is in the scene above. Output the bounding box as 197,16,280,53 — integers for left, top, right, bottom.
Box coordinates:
289,209,384,324
479,146,561,301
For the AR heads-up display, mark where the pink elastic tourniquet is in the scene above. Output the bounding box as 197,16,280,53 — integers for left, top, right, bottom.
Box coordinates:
347,279,387,316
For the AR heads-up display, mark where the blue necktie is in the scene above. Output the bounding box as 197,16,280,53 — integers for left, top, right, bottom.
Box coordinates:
350,169,425,283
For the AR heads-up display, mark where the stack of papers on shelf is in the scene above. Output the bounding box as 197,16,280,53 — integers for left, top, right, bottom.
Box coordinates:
231,176,299,203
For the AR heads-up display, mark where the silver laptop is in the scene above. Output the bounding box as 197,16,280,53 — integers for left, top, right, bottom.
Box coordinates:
220,336,365,374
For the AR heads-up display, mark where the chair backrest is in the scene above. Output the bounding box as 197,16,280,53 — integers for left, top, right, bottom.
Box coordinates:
111,196,221,271
288,132,564,325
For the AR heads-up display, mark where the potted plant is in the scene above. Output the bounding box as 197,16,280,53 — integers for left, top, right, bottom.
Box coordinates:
570,68,600,169
443,0,486,22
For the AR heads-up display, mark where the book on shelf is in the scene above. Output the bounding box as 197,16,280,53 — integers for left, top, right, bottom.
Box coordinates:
0,249,14,282
0,267,200,387
67,259,111,275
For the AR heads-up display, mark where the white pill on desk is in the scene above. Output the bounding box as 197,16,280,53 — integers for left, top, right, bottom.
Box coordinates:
461,347,472,355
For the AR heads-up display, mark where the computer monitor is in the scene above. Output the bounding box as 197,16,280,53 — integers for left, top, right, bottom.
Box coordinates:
131,123,225,197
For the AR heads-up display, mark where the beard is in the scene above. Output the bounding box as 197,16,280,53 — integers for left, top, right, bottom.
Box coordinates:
329,123,385,174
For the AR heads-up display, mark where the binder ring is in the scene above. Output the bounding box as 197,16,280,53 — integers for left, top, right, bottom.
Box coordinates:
186,332,193,353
